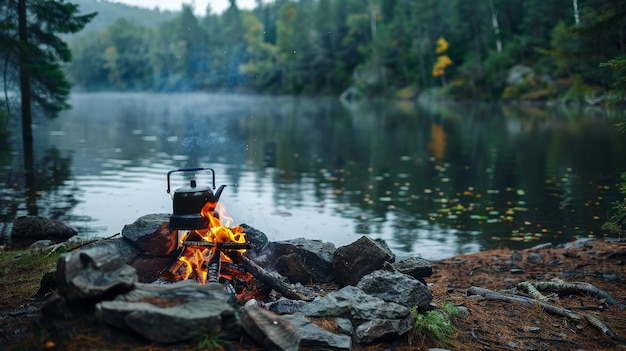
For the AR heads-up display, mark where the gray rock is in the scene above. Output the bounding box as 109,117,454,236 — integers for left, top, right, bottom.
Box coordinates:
529,242,553,251
282,313,352,351
356,270,432,309
258,238,336,284
11,215,77,240
336,318,353,335
121,213,176,256
29,239,54,250
333,236,395,286
301,285,410,320
266,298,309,315
242,304,300,351
393,257,433,280
81,237,139,264
239,223,269,256
353,313,415,344
557,238,594,249
56,243,137,301
96,280,240,344
507,65,534,85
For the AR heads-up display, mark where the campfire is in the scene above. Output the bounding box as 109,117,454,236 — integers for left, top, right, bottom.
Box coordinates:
160,202,263,301
35,167,435,349
162,167,308,303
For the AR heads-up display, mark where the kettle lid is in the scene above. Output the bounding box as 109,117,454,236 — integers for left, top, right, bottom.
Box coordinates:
175,179,211,193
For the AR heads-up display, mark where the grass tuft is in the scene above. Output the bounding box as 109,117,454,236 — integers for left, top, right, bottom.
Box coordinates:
0,249,62,299
409,301,460,347
193,327,229,351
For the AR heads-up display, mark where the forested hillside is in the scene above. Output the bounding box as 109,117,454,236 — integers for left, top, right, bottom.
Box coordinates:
74,0,177,34
66,0,626,103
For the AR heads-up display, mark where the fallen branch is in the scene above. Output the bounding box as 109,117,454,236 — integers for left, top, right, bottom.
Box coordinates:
583,312,626,345
467,286,581,320
516,335,579,345
607,250,626,259
528,279,623,308
516,281,548,301
468,286,626,346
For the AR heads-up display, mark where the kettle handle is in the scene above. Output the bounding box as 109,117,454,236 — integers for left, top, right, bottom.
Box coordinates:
166,167,216,193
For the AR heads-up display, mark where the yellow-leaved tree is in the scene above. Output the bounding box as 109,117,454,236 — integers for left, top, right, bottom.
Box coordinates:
432,37,452,85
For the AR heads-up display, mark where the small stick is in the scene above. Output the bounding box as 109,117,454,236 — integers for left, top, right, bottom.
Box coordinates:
159,247,186,278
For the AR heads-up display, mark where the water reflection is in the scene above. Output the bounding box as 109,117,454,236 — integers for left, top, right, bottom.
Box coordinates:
1,92,625,260
0,143,75,234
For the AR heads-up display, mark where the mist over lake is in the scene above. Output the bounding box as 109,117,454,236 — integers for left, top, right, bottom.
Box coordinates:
2,92,625,260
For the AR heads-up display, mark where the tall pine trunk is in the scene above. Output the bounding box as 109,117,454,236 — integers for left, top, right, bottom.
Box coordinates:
18,0,37,215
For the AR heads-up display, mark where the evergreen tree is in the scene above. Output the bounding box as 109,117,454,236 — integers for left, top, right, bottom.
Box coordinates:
1,0,94,213
3,0,96,121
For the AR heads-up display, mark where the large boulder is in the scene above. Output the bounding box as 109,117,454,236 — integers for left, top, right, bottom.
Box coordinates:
11,216,77,241
332,236,395,286
264,238,336,284
392,257,433,283
96,280,241,344
356,270,432,309
300,285,409,320
121,213,176,256
55,243,137,302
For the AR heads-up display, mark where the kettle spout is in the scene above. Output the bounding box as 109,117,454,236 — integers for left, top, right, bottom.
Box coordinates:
212,184,227,203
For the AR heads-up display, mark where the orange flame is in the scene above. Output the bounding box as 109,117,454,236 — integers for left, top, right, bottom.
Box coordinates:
176,201,247,284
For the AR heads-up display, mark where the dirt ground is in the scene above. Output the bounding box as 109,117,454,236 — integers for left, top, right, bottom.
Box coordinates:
1,238,625,350
424,238,626,351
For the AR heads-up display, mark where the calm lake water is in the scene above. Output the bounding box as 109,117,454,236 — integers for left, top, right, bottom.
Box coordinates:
1,92,625,260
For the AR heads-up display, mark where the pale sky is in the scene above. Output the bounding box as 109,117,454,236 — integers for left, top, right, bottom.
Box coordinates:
109,0,265,15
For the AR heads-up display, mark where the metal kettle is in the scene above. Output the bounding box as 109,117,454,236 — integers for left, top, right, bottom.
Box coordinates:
166,167,226,230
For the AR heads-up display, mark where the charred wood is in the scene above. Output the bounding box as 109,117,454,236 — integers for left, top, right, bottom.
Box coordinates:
232,253,313,302
182,241,250,250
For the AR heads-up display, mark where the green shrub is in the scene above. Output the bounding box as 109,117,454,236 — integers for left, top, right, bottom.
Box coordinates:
409,301,460,346
603,170,626,238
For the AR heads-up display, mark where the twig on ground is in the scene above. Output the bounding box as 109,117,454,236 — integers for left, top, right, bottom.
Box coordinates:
467,286,581,320
516,281,548,301
583,312,626,345
533,279,623,308
468,286,626,346
516,335,579,345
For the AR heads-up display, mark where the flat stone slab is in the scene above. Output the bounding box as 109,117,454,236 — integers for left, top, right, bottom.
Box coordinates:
96,280,241,344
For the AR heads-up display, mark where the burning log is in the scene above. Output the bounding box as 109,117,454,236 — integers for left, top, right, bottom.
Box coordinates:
232,253,313,302
158,247,185,280
160,246,311,302
182,240,250,250
206,249,222,283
